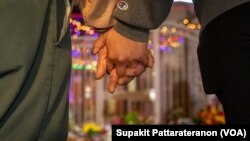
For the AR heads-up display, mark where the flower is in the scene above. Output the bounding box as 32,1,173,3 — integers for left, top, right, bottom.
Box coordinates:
82,122,103,136
193,103,225,125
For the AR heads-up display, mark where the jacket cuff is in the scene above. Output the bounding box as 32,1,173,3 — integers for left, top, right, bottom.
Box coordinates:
114,21,149,42
94,26,112,35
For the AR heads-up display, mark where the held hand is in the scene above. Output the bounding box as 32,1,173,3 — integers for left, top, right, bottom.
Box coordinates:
94,45,145,93
92,28,155,93
93,28,153,76
106,28,152,77
93,38,135,93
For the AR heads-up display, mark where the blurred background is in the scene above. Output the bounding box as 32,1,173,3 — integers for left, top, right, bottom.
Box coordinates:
68,1,225,141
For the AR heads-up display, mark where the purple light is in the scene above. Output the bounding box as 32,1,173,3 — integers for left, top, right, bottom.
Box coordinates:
160,45,167,51
76,30,81,36
148,44,153,49
165,47,173,53
160,46,173,53
72,49,80,57
71,13,83,20
160,36,165,42
178,37,184,43
92,32,99,38
69,90,74,104
93,55,98,61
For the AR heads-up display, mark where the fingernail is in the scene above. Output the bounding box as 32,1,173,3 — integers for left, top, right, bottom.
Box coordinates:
108,87,115,94
95,71,100,79
95,75,100,80
95,72,102,80
148,63,154,68
148,60,154,68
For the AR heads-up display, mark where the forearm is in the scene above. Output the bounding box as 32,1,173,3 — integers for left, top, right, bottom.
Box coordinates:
113,0,174,42
78,0,117,32
78,0,174,41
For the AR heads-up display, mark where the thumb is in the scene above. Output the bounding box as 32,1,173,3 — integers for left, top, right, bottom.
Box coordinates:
92,33,106,55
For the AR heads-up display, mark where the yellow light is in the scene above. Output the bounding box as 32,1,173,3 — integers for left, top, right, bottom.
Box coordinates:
148,40,152,45
89,30,94,35
183,19,189,25
77,27,82,31
161,26,168,34
188,24,195,30
92,61,97,66
81,26,86,30
71,20,76,25
76,21,81,28
85,26,90,32
72,35,78,39
187,24,195,29
171,27,177,33
197,24,201,29
170,42,180,48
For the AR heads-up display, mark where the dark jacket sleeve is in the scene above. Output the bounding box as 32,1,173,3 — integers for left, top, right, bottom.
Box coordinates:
113,0,174,42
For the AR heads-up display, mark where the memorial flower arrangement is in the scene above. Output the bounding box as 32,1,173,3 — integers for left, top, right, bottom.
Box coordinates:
193,104,225,125
82,122,107,138
68,109,111,141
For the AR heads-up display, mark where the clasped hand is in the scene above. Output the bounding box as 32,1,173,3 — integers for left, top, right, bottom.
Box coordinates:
91,28,154,93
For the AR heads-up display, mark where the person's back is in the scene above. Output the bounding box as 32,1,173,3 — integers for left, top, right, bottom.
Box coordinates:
193,0,250,124
193,0,250,32
0,0,129,140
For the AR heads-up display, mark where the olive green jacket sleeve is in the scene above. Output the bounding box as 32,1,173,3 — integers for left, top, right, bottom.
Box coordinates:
79,0,173,42
78,0,117,32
